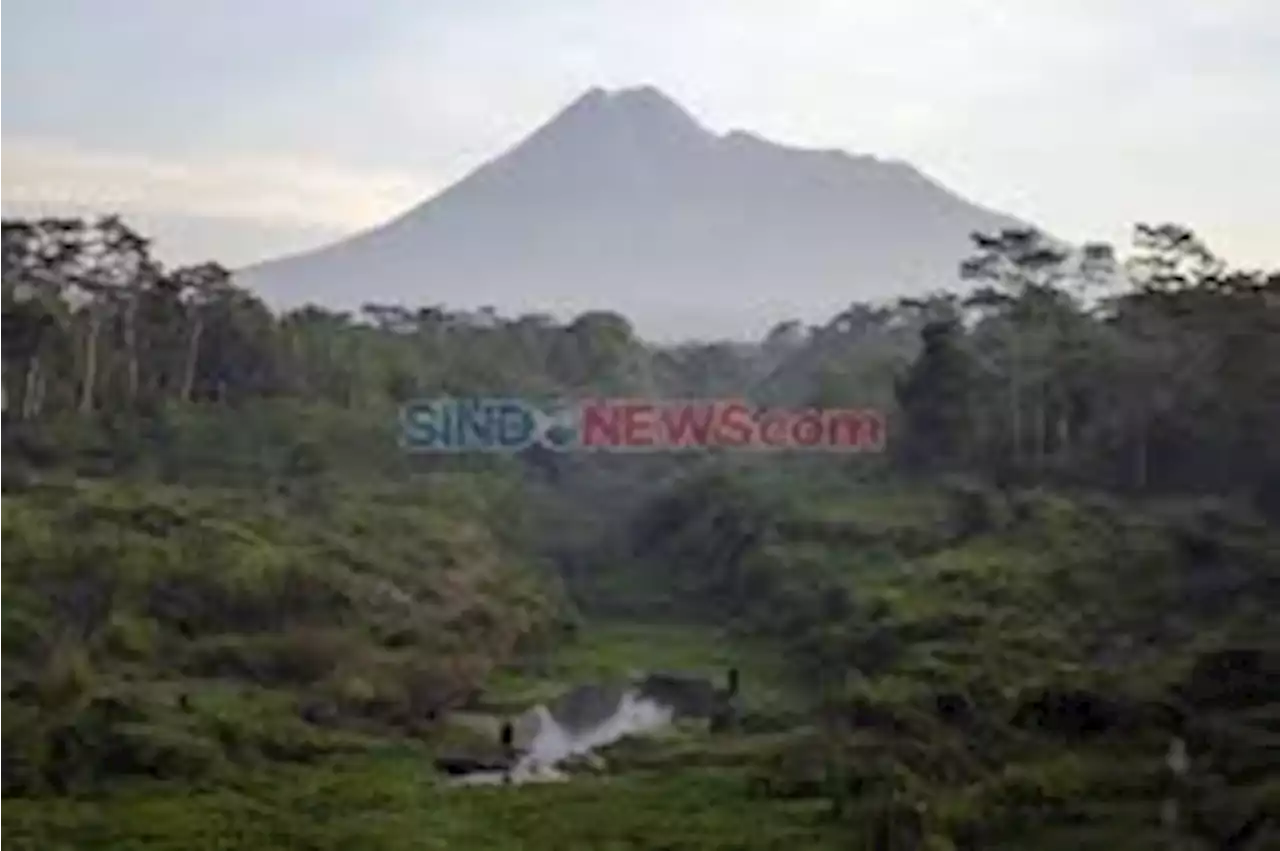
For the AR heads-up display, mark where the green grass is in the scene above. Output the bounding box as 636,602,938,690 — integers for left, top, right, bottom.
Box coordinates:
1,619,831,850
482,622,801,713
2,753,846,851
3,617,819,850
10,477,1274,851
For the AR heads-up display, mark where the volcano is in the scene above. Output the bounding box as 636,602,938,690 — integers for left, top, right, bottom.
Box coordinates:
236,86,1023,341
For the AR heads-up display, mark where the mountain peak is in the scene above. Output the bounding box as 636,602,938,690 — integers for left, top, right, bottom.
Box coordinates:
239,85,1027,341
538,85,708,145
606,84,686,111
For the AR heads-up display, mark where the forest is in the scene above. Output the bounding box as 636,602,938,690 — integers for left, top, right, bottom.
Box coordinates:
2,214,1278,850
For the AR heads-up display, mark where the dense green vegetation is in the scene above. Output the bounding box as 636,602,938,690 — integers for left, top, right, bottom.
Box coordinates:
3,215,1278,849
619,472,1278,848
2,476,566,792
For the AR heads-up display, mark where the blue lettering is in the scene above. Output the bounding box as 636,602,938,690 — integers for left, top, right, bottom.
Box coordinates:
497,401,535,449
401,400,446,450
456,399,496,448
400,398,544,453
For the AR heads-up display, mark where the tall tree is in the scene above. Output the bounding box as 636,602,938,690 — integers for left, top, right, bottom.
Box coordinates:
960,228,1066,470
172,262,232,403
895,317,976,472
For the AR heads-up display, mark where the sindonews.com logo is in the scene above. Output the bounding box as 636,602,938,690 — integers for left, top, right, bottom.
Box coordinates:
399,398,885,453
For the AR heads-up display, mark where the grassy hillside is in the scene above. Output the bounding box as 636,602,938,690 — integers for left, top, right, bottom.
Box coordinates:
4,472,1277,849
2,386,1276,850
596,472,1279,849
2,754,851,851
1,475,569,797
2,618,842,851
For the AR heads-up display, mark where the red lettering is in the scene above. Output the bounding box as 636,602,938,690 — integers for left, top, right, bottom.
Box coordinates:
824,410,862,449
581,402,622,447
716,402,754,446
791,411,825,447
621,403,657,447
660,404,715,447
859,409,887,451
826,409,886,451
760,412,789,449
563,399,884,453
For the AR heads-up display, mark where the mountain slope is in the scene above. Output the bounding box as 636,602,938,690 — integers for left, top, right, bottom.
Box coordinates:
237,86,1024,341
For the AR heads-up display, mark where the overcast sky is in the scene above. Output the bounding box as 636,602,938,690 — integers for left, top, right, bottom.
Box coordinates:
4,0,1278,270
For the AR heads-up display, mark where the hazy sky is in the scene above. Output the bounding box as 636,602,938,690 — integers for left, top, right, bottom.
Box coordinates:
4,0,1278,270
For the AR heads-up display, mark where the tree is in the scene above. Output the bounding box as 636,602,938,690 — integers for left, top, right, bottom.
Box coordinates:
171,263,232,403
960,228,1106,474
894,318,976,471
1127,222,1224,293
3,220,75,419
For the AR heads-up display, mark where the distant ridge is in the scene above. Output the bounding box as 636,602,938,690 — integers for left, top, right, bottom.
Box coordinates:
237,86,1025,341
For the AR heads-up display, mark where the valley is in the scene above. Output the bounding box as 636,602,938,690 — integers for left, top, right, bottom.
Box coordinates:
4,209,1278,850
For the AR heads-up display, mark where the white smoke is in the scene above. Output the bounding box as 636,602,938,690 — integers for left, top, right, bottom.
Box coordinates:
447,688,675,787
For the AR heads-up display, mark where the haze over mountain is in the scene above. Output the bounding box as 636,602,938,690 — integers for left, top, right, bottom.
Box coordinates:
237,86,1024,341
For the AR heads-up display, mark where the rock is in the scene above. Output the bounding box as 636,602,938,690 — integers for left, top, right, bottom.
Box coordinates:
934,691,974,726
433,754,512,776
560,751,607,774
1178,647,1279,710
1011,688,1113,736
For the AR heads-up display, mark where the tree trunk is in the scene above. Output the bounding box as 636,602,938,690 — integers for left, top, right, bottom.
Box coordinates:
21,354,42,420
1134,427,1149,491
79,312,101,415
181,316,203,403
124,291,140,404
1007,327,1023,470
1034,388,1047,474
1008,372,1021,468
34,369,47,418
